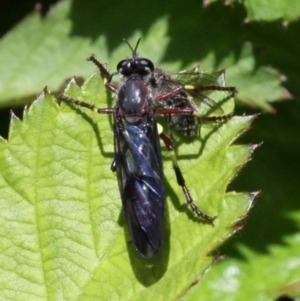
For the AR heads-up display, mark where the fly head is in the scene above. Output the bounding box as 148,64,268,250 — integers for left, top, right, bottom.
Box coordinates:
117,38,155,78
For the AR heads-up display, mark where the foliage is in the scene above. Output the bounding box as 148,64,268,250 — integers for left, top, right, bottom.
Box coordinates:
0,0,299,300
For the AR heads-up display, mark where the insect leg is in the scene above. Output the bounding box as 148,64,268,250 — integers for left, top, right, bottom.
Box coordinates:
58,94,115,115
159,130,216,224
184,84,237,96
197,112,235,122
155,84,237,104
87,55,118,94
157,109,234,122
155,86,184,102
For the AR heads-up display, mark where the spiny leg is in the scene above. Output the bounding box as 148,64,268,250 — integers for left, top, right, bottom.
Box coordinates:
198,111,235,122
58,94,114,115
87,55,118,94
155,84,237,103
159,131,216,224
156,108,234,121
184,84,237,96
59,56,119,113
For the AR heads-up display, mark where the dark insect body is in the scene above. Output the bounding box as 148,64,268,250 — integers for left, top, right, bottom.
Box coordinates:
58,39,236,258
154,66,236,138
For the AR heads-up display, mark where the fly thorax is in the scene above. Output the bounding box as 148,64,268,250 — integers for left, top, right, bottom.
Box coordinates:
118,79,152,124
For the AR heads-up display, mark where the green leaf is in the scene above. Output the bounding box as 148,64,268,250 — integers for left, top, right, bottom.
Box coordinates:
243,0,300,22
0,0,288,112
181,84,300,300
184,212,300,301
205,0,300,22
177,43,288,112
223,44,290,112
0,67,254,299
0,0,108,106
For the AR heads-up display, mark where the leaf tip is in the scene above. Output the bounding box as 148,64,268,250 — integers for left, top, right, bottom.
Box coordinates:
250,190,261,199
234,224,244,232
250,113,260,120
43,86,49,93
10,109,20,120
32,87,50,106
282,88,293,100
250,142,263,153
214,254,226,264
36,87,47,101
238,114,260,135
64,77,78,91
248,191,261,209
235,142,262,175
220,68,226,75
193,64,200,72
227,223,245,237
23,104,30,114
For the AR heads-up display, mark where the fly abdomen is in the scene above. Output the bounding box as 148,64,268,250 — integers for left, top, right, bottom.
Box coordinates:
118,124,164,258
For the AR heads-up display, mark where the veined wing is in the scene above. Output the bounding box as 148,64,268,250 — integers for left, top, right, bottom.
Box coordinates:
175,67,227,115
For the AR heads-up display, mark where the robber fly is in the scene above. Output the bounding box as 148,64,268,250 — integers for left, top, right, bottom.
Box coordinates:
58,39,236,258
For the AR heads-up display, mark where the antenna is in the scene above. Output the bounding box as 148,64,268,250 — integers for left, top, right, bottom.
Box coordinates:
123,38,142,58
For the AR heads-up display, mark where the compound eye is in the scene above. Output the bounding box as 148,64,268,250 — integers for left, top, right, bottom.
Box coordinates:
117,57,154,76
139,58,154,72
117,60,128,72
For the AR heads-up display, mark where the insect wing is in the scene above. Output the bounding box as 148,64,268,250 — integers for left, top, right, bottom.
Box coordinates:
114,117,164,258
176,68,225,86
175,68,226,114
